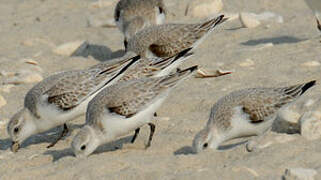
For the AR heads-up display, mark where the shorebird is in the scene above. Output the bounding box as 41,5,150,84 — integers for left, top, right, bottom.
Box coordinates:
7,48,195,152
192,80,316,153
7,55,140,152
114,0,167,49
126,15,228,58
71,66,198,157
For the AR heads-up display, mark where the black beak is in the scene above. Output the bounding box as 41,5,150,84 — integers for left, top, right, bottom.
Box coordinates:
11,141,20,153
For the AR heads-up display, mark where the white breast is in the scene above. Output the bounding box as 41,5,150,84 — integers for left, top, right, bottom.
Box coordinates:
155,7,165,24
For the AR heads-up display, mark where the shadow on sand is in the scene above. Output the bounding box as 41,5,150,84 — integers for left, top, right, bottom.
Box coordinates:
241,36,306,46
71,43,126,62
44,135,134,162
0,124,82,152
174,140,247,155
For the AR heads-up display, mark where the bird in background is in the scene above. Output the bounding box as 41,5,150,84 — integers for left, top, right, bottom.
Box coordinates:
126,15,228,58
114,0,167,49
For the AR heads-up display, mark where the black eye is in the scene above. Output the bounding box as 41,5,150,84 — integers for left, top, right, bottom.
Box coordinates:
81,145,86,151
14,127,19,133
115,10,120,21
203,143,208,149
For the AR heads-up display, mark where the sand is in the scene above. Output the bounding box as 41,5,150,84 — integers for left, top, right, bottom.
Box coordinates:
0,0,320,179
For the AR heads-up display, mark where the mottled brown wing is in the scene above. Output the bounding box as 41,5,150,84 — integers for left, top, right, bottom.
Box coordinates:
242,80,316,123
147,25,198,57
149,15,226,57
105,79,161,118
241,96,285,124
45,55,140,111
45,69,112,111
106,66,197,117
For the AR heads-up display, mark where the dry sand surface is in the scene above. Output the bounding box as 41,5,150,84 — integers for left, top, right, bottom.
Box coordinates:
0,0,321,179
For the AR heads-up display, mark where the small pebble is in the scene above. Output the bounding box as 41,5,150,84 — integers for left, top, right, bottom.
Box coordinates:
239,59,255,67
301,61,320,67
283,168,317,180
0,95,7,108
90,1,114,8
300,111,321,140
87,15,116,28
0,118,9,129
239,12,261,28
6,72,43,85
0,84,15,93
0,71,17,77
191,0,223,18
53,40,88,56
274,134,297,144
23,59,39,65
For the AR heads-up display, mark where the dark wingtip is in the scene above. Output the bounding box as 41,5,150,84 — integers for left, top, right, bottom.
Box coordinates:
218,14,225,19
301,80,316,95
217,14,225,21
316,17,321,31
175,47,194,59
214,14,228,26
132,55,141,62
178,65,198,73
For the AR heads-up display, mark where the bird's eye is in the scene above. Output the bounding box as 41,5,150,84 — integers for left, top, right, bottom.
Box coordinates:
14,127,19,134
203,143,208,149
115,10,120,21
81,145,86,151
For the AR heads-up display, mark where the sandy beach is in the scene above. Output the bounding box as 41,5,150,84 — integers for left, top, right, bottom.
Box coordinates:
0,0,320,179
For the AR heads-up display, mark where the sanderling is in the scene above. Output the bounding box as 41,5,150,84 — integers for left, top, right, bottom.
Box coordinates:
192,80,316,153
71,65,198,157
7,54,140,152
126,15,228,58
114,0,167,48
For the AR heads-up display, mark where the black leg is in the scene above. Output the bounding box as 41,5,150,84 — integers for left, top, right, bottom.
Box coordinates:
131,128,140,143
47,124,69,148
146,123,156,148
124,39,128,50
316,17,321,32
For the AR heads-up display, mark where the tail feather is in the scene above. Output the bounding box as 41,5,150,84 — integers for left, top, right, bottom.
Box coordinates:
283,80,316,97
199,15,227,30
300,80,316,95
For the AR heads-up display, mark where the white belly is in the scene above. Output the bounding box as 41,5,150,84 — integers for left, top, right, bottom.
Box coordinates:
34,73,126,132
156,12,165,25
226,106,275,140
101,93,168,140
